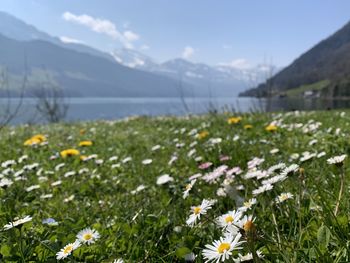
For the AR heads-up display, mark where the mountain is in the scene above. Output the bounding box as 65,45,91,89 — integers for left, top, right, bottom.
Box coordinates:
0,11,115,62
240,20,350,98
0,33,191,97
110,49,275,96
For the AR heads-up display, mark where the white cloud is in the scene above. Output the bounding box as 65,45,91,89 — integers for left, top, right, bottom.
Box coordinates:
123,31,139,42
140,44,150,51
59,36,85,44
128,58,145,68
62,12,139,49
218,58,252,70
182,46,195,60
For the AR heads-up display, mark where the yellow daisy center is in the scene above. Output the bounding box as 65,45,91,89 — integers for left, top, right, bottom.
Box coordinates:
185,184,191,190
225,215,234,224
63,245,73,254
193,207,201,215
83,233,93,240
217,242,231,253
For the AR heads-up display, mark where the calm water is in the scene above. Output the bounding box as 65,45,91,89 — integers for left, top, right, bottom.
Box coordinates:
2,97,350,124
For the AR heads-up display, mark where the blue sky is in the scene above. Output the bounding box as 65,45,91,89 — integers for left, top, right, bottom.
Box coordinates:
1,0,350,68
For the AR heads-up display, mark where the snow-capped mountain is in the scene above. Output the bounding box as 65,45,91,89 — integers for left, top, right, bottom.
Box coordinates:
110,49,280,96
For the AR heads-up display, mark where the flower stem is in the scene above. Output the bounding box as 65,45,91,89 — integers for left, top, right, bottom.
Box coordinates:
334,166,345,216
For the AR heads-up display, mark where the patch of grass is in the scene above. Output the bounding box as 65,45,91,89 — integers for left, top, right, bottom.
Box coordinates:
285,79,330,97
0,111,350,262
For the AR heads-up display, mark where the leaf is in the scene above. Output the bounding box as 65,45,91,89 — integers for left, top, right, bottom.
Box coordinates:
175,247,191,259
1,244,11,257
317,225,331,248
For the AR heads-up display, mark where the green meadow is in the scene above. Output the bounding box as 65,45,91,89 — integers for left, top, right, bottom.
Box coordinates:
1,110,350,262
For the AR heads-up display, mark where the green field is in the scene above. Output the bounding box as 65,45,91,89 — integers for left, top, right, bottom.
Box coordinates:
1,111,350,262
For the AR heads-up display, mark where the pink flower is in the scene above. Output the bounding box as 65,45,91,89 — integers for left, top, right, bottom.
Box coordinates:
198,162,213,170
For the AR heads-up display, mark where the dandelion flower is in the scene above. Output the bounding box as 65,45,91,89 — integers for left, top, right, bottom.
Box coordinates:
60,149,80,158
202,233,244,262
79,140,93,147
76,228,100,245
265,124,277,132
227,117,242,124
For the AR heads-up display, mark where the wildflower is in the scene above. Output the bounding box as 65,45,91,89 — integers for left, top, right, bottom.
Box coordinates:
183,179,197,199
265,124,277,132
238,251,264,261
244,124,253,129
198,162,213,170
327,154,347,165
60,149,80,158
131,185,146,195
56,240,81,260
252,183,273,196
202,233,244,262
197,130,209,139
239,198,257,212
24,134,46,146
79,140,93,147
142,159,153,165
227,117,242,124
156,174,174,185
4,215,32,230
276,192,294,204
76,228,100,245
151,145,161,151
216,210,242,229
186,199,216,227
184,252,196,262
42,218,58,226
237,215,256,233
26,184,40,192
0,178,13,188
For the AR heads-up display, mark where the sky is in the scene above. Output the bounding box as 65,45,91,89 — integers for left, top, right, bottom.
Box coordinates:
1,0,350,68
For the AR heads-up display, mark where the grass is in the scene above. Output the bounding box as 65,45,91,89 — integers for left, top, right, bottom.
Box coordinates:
0,110,350,262
285,79,330,97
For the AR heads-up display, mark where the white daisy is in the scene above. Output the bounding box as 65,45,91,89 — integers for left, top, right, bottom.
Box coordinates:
202,233,244,262
238,198,257,212
216,210,242,229
183,179,197,199
186,199,216,227
76,228,100,245
275,192,294,204
56,240,81,260
142,159,153,165
156,174,174,185
327,154,347,165
4,215,32,230
237,250,264,261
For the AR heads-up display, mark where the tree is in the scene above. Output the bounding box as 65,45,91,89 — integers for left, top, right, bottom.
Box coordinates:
32,73,68,123
0,68,26,130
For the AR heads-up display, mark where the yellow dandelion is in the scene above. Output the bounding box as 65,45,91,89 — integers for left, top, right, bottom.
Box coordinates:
79,140,93,147
244,124,253,129
60,149,80,158
197,131,209,140
227,117,242,125
265,124,278,132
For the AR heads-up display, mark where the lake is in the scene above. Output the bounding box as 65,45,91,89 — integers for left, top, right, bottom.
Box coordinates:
1,97,350,124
